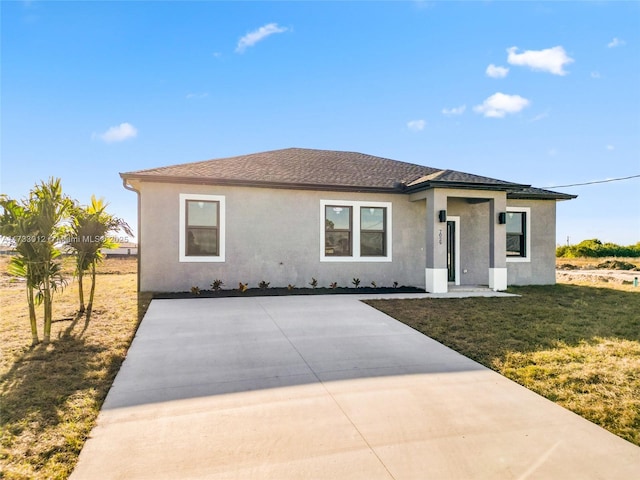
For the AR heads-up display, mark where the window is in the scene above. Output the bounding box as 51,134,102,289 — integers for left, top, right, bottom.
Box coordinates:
186,200,219,256
506,207,530,262
360,207,386,256
325,206,352,256
179,194,225,262
320,200,392,262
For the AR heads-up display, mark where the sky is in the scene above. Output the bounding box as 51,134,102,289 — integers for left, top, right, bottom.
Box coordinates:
1,0,639,246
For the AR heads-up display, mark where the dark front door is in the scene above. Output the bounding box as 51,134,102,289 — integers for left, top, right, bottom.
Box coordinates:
447,220,456,282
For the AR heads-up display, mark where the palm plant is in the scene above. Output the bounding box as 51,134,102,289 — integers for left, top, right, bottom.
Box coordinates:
67,196,132,318
0,198,43,345
30,178,73,343
0,178,72,344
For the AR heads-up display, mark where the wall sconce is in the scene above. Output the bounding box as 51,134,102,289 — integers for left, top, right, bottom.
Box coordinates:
498,212,507,224
438,210,447,222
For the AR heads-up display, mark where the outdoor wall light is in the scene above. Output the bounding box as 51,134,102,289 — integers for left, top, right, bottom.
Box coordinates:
438,210,447,222
498,212,507,224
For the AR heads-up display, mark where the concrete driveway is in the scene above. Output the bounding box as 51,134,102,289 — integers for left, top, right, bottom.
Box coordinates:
71,295,640,479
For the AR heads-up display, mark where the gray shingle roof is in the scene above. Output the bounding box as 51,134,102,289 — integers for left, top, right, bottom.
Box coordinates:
121,147,574,199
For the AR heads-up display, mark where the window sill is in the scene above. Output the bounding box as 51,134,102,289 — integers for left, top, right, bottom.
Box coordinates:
321,256,392,263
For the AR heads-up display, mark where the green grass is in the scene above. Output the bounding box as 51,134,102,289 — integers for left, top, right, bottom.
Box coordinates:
366,284,640,446
2,257,639,478
0,257,150,480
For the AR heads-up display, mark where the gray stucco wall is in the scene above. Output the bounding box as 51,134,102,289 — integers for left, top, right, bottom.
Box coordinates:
137,182,426,292
133,181,558,292
448,198,491,285
506,199,557,285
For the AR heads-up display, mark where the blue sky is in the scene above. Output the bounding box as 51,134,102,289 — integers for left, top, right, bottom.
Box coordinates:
2,1,639,245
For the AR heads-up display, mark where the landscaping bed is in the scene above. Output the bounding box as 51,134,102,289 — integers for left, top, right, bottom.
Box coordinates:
154,285,424,299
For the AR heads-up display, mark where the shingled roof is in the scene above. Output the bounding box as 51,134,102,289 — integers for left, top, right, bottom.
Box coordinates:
121,147,574,199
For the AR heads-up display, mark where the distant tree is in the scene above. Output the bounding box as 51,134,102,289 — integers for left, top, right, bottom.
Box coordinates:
557,239,640,258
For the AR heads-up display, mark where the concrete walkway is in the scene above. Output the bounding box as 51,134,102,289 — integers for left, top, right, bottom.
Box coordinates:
71,295,640,479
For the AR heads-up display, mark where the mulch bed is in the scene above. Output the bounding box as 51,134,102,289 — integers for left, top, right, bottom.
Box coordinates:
153,286,424,299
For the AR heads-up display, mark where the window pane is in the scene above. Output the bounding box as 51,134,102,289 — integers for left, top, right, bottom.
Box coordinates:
187,201,218,227
361,232,385,256
507,234,524,257
361,207,385,231
187,228,218,256
506,212,523,234
325,206,351,230
325,231,351,256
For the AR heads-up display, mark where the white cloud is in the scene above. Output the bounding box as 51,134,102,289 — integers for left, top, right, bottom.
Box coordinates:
186,92,209,99
606,144,615,150
442,105,466,116
407,119,426,131
236,23,288,53
473,92,530,118
590,71,601,79
507,46,574,76
92,123,138,143
548,148,558,157
486,64,509,78
607,37,626,48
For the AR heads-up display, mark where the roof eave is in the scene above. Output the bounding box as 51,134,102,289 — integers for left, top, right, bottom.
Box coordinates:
508,192,578,201
119,173,403,194
403,180,530,194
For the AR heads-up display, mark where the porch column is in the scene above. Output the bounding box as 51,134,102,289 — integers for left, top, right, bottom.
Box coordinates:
489,194,507,291
425,189,448,293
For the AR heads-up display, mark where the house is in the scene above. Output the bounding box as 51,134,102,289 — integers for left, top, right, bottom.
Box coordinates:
120,148,576,293
101,242,138,258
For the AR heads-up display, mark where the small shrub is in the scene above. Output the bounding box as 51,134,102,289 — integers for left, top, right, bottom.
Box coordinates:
309,277,318,289
259,280,270,290
393,281,398,288
329,282,338,289
371,281,377,288
352,278,361,288
287,284,296,291
211,279,224,291
238,282,248,292
190,286,201,295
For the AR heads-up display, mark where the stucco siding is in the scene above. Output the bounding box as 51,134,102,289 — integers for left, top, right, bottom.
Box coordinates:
448,198,491,285
138,182,426,292
506,199,557,285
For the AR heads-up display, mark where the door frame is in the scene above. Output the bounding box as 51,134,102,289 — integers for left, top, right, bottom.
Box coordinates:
446,216,460,286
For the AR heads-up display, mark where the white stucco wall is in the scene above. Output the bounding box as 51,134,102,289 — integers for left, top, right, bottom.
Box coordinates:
137,182,427,292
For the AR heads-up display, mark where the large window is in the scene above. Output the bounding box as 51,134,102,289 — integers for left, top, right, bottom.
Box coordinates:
179,194,225,262
321,200,392,262
506,207,530,262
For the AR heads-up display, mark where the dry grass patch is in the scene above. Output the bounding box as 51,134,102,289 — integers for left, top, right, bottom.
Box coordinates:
366,283,640,446
1,257,149,480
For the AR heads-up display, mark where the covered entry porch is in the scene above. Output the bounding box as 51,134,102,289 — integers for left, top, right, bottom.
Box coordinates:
410,188,509,294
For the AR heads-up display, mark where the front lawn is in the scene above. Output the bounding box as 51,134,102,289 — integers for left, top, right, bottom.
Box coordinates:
0,257,149,480
366,283,640,446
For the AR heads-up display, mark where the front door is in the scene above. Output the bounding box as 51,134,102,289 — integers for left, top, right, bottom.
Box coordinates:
447,220,456,282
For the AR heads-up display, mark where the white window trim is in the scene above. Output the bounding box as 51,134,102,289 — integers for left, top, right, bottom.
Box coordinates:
179,193,226,263
320,200,392,262
506,206,531,263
